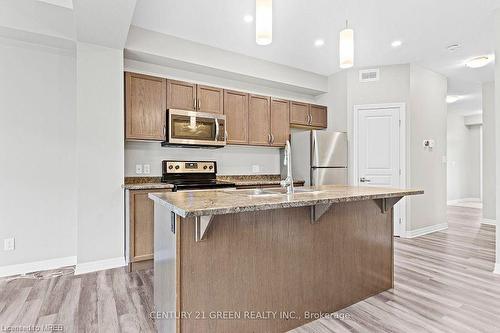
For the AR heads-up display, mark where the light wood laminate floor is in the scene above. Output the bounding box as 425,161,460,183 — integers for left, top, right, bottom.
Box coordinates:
1,206,498,332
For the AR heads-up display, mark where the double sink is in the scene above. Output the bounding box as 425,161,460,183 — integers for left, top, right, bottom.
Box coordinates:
228,188,322,197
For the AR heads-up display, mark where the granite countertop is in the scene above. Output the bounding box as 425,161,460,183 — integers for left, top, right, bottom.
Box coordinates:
122,175,305,190
122,177,174,190
148,185,424,218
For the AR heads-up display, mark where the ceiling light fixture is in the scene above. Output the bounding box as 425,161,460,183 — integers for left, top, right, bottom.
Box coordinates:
446,95,461,104
256,0,272,45
391,40,402,48
339,20,354,69
465,56,493,68
244,14,254,23
314,39,325,47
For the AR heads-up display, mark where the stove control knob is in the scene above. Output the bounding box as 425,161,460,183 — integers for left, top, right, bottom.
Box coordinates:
175,165,180,170
168,165,173,170
209,165,213,170
203,165,208,170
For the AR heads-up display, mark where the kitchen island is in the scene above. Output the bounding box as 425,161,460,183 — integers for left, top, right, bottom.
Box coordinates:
149,185,423,333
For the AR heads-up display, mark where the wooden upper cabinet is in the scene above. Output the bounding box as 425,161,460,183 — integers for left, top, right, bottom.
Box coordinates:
197,85,223,114
125,72,166,141
167,79,197,111
310,104,328,128
290,101,310,126
224,90,249,144
248,94,271,146
270,98,290,147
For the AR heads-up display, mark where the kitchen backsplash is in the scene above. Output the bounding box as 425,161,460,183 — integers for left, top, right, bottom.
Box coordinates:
125,141,281,176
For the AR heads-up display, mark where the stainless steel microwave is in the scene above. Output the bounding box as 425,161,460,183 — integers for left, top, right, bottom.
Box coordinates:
161,109,227,148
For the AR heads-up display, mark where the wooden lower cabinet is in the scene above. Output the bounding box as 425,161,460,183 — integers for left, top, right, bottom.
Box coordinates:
128,189,171,271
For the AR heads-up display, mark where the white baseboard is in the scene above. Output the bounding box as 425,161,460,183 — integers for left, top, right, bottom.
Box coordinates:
0,256,77,278
406,223,448,238
494,263,500,274
447,197,481,205
75,256,126,275
481,218,496,226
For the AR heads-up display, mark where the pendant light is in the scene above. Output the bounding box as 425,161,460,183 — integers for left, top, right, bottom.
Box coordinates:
256,0,272,45
339,20,354,68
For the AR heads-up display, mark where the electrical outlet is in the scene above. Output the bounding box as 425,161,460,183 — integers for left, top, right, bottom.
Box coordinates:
252,165,260,173
4,238,15,251
143,164,151,174
135,164,143,174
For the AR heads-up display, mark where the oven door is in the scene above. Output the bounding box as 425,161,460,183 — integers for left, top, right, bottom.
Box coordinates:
166,109,226,147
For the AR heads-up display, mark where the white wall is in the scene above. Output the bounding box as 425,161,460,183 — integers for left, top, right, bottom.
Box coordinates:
346,65,411,186
482,82,495,221
126,142,280,176
76,42,125,268
124,59,317,178
408,64,448,231
447,114,482,201
494,9,500,273
309,64,447,235
0,38,77,268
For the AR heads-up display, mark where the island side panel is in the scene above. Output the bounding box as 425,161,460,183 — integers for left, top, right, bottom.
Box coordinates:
153,203,178,333
176,199,393,333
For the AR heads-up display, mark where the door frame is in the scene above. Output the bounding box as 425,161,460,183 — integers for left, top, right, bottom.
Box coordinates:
351,103,407,237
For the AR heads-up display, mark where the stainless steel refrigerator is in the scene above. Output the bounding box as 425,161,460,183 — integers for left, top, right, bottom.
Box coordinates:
311,131,348,186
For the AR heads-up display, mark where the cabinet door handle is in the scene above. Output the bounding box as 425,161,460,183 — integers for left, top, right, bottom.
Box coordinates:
163,125,166,139
268,133,271,144
270,133,275,144
198,99,201,110
193,98,196,110
305,113,309,124
309,114,313,125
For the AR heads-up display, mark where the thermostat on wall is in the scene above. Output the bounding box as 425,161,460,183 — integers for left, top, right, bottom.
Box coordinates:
423,139,435,149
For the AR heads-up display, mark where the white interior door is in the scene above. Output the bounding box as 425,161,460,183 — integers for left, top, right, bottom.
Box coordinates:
356,105,403,236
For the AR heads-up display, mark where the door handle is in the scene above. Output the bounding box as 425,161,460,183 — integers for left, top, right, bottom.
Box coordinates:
215,119,220,141
359,177,371,183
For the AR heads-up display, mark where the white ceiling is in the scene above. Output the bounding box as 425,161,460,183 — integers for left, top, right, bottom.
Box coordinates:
133,0,500,114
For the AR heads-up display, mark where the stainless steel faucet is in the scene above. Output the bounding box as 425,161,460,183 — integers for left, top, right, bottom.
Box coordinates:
280,140,294,194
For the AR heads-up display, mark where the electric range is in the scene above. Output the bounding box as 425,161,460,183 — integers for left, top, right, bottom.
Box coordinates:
161,160,235,192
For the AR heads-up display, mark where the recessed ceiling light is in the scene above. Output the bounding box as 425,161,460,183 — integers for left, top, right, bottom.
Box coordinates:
314,39,325,47
243,14,254,23
446,95,462,104
465,56,493,68
391,40,402,48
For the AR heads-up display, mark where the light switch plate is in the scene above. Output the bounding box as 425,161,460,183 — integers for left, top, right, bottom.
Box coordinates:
252,165,260,173
143,164,151,174
135,164,143,174
4,238,15,251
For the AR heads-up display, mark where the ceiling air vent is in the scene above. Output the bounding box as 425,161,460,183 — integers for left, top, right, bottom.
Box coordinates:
359,69,380,82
